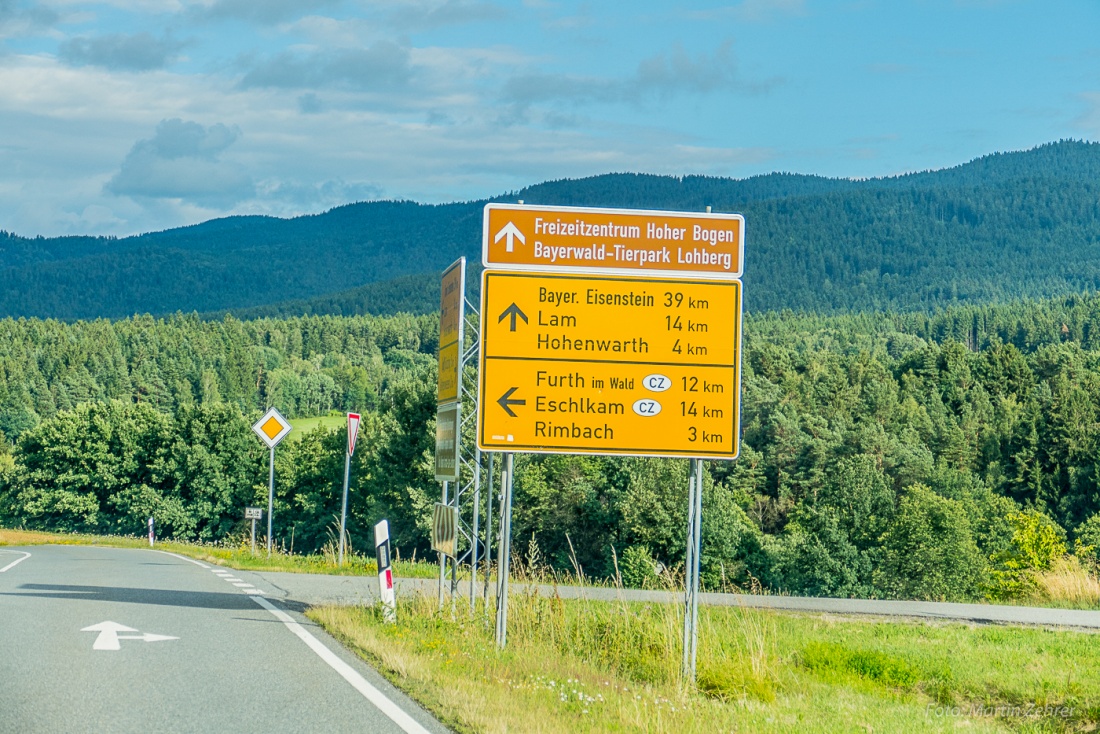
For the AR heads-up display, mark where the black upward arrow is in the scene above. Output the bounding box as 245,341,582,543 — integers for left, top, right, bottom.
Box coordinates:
498,303,529,332
497,387,525,417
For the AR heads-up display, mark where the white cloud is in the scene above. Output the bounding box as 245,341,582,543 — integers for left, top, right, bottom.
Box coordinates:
105,118,254,207
0,0,58,39
238,41,412,91
189,0,343,25
59,32,187,70
383,0,507,31
501,41,779,107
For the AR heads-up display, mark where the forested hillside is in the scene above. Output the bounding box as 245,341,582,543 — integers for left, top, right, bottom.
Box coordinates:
6,293,1100,601
2,140,1100,319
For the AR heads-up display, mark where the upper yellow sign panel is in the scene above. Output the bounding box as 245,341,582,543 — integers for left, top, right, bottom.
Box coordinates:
483,203,744,280
437,257,465,404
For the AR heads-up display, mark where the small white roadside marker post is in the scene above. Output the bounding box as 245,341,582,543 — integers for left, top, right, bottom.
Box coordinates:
374,520,396,623
245,507,263,554
251,408,292,557
147,517,154,547
339,412,361,567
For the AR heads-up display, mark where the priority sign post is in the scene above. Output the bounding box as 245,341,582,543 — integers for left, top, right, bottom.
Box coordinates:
251,407,292,556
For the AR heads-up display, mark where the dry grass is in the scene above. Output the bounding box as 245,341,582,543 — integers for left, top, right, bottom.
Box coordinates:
1031,556,1100,608
0,527,72,546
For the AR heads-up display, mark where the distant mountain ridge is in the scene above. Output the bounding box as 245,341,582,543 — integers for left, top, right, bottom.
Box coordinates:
3,139,1100,320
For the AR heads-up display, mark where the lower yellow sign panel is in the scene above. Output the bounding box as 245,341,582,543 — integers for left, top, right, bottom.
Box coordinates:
478,271,741,458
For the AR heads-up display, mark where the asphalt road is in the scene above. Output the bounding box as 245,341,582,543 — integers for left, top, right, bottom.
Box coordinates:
236,566,1100,631
0,545,449,734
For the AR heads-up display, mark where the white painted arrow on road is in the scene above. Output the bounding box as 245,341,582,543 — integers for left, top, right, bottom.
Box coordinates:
494,221,525,252
82,621,178,651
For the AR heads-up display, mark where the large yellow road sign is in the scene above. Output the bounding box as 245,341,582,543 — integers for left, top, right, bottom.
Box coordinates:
477,271,742,458
483,203,744,280
437,258,465,403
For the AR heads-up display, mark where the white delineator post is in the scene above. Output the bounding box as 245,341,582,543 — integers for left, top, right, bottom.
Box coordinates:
147,517,154,547
375,520,396,623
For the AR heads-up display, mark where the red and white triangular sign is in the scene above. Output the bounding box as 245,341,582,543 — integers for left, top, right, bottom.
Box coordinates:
347,412,361,456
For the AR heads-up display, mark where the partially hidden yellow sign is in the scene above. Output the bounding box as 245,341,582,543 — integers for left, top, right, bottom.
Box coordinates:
437,258,465,403
477,271,742,458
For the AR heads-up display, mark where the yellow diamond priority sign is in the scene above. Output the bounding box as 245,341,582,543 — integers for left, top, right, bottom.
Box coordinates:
252,407,292,449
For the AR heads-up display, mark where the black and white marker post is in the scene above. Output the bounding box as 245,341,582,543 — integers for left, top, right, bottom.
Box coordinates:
339,412,362,567
147,517,154,547
374,519,396,622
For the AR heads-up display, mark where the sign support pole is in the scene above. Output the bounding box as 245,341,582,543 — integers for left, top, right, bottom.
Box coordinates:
495,452,515,648
690,459,704,678
339,451,351,566
470,447,481,613
267,446,275,556
682,458,705,683
438,480,448,611
451,483,460,612
483,452,495,602
250,518,256,554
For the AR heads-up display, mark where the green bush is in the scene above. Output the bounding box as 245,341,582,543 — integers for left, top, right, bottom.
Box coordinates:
988,509,1068,599
619,545,659,588
875,484,985,600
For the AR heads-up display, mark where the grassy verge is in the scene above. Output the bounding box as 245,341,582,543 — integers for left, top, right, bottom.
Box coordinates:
0,526,439,579
310,587,1099,733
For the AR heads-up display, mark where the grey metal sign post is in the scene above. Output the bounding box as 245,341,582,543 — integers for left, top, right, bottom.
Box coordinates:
267,447,275,554
682,459,704,682
494,453,515,648
339,412,362,566
482,452,495,603
251,408,291,557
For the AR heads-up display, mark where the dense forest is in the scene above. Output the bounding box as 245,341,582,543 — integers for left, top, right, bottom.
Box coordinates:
2,140,1100,319
6,292,1100,601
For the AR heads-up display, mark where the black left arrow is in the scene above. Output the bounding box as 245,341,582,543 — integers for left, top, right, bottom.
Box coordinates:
497,387,526,417
498,303,529,332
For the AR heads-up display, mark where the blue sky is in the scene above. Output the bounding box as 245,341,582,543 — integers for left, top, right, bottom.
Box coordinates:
1,0,1097,237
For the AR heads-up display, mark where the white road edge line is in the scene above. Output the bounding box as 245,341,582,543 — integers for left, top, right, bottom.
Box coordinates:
154,548,428,732
154,551,208,569
0,550,31,573
251,594,432,734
